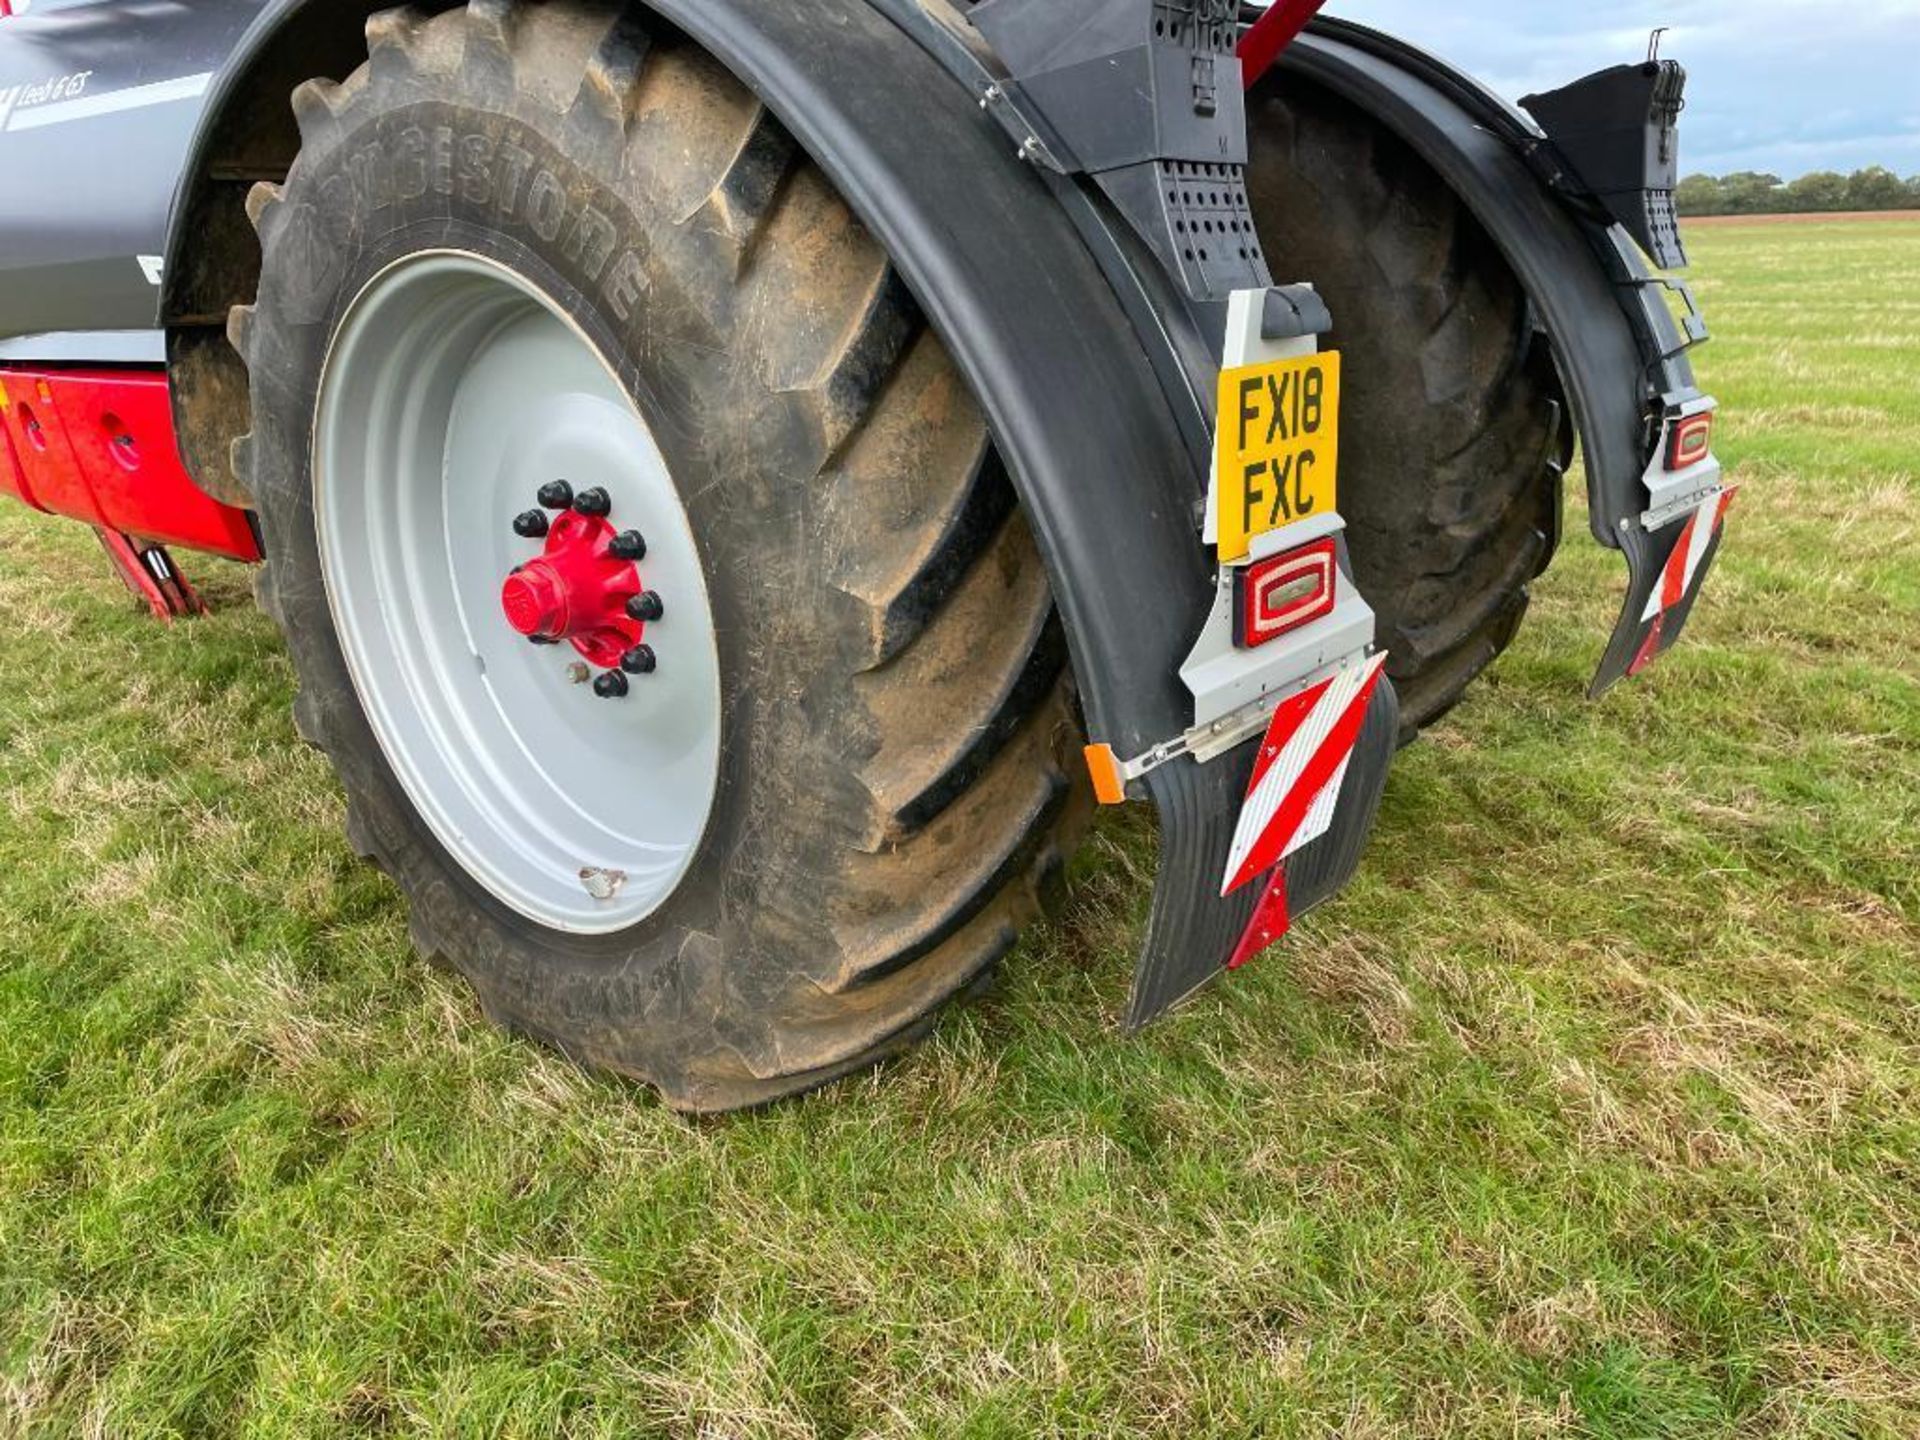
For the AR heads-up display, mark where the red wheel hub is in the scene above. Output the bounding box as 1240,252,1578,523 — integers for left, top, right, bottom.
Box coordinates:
500,510,645,669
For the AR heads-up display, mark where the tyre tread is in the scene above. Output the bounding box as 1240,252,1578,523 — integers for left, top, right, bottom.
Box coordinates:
1247,78,1570,738
237,0,1085,1112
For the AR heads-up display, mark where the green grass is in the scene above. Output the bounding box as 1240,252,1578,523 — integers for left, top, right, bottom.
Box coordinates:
3,215,1918,1438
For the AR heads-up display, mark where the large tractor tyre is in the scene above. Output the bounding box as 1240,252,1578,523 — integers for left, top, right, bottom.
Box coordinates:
231,1,1089,1112
1245,77,1571,737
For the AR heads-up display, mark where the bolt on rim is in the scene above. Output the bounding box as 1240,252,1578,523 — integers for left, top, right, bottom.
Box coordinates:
312,251,723,933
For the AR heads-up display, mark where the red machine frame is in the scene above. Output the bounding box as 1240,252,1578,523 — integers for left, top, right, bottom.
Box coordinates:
0,366,259,616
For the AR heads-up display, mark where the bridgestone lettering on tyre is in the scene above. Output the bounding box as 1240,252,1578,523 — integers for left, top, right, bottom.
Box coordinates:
233,1,1088,1111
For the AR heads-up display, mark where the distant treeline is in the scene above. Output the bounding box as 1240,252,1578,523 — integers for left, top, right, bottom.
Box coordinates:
1677,168,1920,217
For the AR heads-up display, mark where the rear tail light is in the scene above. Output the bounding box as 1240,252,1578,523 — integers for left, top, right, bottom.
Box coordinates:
1666,410,1713,471
1233,537,1337,650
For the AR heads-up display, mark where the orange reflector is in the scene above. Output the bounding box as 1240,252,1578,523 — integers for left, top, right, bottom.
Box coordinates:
1083,743,1128,806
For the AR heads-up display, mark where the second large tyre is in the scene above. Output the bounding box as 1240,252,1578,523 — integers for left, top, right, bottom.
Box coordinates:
1246,76,1571,737
233,1,1088,1111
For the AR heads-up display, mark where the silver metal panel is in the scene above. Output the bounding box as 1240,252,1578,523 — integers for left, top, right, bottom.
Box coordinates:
0,328,165,363
1641,392,1723,531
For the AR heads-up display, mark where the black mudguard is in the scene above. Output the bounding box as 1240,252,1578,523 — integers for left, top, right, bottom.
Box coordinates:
166,0,1210,757
1277,20,1719,698
160,0,1296,1025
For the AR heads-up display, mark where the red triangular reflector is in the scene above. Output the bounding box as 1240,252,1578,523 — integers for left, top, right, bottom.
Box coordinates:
1227,866,1291,970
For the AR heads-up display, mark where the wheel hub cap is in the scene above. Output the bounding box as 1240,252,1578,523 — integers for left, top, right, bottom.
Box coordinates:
499,511,644,668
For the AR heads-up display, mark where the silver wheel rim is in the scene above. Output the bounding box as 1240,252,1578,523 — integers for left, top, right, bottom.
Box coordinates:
313,251,723,934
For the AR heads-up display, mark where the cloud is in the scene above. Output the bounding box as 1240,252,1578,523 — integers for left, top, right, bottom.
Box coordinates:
1330,0,1920,178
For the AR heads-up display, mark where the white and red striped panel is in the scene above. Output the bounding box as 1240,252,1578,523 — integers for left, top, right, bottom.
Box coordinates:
1630,487,1737,677
1222,651,1388,897
1641,487,1738,625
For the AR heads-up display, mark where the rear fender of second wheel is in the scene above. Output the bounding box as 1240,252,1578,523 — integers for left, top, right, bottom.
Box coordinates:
1271,21,1721,696
164,0,1279,1013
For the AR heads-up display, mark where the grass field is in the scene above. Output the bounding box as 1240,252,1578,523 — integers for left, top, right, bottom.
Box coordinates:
2,215,1917,1438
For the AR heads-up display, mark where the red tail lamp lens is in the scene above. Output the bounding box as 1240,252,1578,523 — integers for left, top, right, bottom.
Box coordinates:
1666,411,1714,471
1234,538,1337,650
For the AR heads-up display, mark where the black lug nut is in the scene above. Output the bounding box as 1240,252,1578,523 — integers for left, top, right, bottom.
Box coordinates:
537,480,574,510
621,644,657,676
573,486,613,518
512,509,550,539
593,670,631,700
609,530,648,562
626,590,664,623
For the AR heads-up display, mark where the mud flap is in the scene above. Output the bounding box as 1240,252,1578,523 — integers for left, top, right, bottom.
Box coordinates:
1592,487,1736,696
1127,676,1398,1028
1269,28,1732,704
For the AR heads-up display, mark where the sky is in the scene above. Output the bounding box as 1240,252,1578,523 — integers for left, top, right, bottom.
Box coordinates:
1331,0,1920,180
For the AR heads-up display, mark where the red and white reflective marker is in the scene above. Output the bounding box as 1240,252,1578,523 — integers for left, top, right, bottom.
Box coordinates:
1640,486,1737,626
1222,650,1388,897
1631,486,1738,675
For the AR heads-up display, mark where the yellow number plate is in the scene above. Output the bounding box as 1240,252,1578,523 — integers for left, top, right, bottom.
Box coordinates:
1215,350,1341,563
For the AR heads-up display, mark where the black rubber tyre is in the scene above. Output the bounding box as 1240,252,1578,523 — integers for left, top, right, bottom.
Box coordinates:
1245,76,1571,737
231,0,1088,1111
